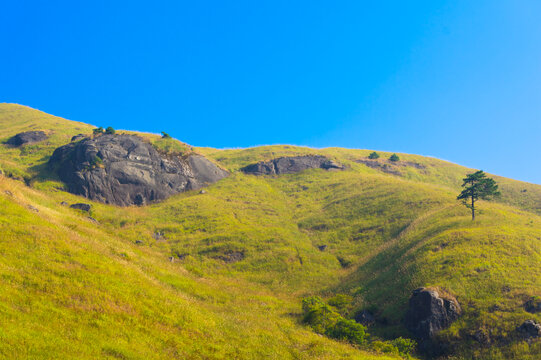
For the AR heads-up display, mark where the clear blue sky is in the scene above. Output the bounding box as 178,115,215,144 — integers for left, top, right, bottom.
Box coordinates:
1,1,540,184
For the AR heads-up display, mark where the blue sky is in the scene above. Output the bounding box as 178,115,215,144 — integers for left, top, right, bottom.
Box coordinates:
1,1,540,184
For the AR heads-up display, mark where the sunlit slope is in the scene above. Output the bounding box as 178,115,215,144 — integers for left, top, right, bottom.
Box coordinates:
0,177,394,360
1,103,540,359
198,146,541,215
95,157,538,358
1,103,540,215
0,103,194,183
0,103,93,181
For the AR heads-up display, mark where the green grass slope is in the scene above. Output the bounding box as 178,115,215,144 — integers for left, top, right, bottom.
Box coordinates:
1,103,540,359
0,177,391,360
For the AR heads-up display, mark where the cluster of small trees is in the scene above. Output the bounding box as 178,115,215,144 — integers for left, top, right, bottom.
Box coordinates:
92,126,116,135
92,127,173,139
302,296,368,345
368,151,400,162
302,296,416,358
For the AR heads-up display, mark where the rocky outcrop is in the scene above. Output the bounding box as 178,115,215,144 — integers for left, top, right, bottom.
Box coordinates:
7,131,47,146
516,320,541,339
404,287,461,340
241,155,343,175
524,297,541,313
48,134,228,206
356,159,426,176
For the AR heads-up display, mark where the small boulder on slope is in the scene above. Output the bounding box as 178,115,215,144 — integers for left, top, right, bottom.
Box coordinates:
524,297,541,314
70,203,91,212
404,287,461,340
517,320,541,339
7,131,48,146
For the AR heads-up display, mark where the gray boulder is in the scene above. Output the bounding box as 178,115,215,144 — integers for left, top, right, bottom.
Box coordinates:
7,131,47,146
241,155,343,175
70,203,91,212
517,320,541,339
524,297,541,314
48,134,228,206
404,287,461,339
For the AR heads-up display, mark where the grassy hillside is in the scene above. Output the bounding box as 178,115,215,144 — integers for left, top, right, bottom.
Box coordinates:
0,103,540,359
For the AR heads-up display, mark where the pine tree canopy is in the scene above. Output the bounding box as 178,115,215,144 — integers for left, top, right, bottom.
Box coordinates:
457,170,500,209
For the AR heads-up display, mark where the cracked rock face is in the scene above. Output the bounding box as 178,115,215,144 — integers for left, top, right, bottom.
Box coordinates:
241,155,343,175
404,287,461,340
48,134,228,206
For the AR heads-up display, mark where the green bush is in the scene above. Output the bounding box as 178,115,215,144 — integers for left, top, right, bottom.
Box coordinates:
302,296,367,345
391,337,417,357
327,294,353,316
161,131,172,139
302,296,340,334
302,297,416,358
369,338,416,358
105,126,116,135
368,151,380,159
389,153,400,162
92,127,104,135
325,318,367,345
371,340,399,355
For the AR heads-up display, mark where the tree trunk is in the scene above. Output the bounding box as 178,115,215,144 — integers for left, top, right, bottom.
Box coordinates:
471,196,475,221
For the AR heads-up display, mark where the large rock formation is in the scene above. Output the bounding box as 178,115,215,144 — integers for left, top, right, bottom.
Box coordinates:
404,287,461,340
48,134,228,206
241,155,343,175
7,131,48,146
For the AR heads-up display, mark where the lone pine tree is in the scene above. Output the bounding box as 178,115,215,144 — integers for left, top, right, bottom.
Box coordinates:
457,170,500,220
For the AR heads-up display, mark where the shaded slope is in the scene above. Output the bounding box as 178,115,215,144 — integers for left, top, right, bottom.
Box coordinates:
336,202,541,358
